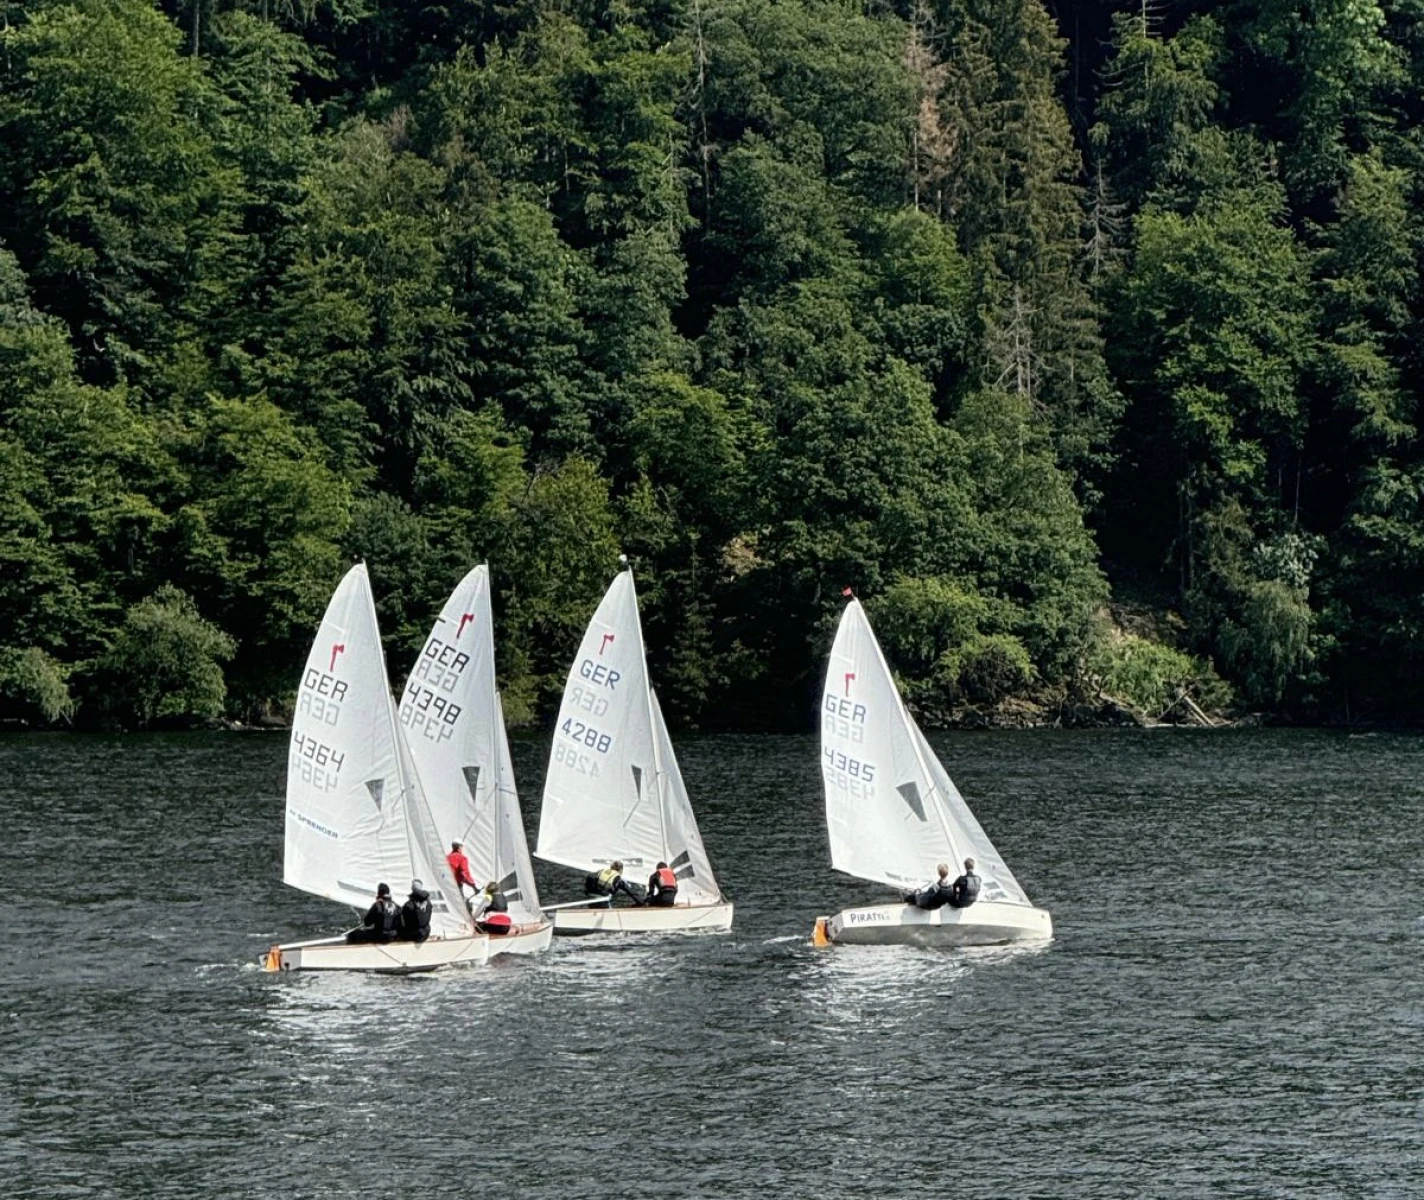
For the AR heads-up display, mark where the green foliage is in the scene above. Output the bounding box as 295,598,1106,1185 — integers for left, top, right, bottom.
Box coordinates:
0,0,235,385
1087,634,1228,719
184,395,351,705
1091,15,1225,214
0,646,75,724
939,633,1035,706
95,585,235,727
872,576,1034,712
3,0,1422,726
1216,578,1314,708
869,577,993,676
496,457,621,723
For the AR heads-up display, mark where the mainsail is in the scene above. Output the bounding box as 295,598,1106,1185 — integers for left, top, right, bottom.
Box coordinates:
821,599,1030,906
284,563,471,937
536,569,722,902
397,565,542,922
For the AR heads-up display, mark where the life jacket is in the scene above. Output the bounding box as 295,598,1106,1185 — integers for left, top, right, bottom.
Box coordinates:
372,897,401,937
481,911,513,936
953,871,981,907
655,866,677,891
596,865,621,889
401,895,432,942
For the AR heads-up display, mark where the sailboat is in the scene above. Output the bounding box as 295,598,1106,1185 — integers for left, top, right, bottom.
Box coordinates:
263,563,491,972
396,565,553,959
535,566,733,934
812,599,1052,947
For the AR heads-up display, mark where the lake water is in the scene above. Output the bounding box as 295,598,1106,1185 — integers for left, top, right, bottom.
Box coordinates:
1,728,1421,1197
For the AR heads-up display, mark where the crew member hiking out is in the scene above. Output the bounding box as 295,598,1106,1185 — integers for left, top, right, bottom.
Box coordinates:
904,863,954,910
583,860,645,905
949,858,980,908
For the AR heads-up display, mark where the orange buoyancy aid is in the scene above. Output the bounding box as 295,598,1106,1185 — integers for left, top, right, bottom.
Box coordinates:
655,866,677,890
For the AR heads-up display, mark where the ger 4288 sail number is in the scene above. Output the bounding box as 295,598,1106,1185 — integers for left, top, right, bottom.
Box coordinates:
560,718,612,753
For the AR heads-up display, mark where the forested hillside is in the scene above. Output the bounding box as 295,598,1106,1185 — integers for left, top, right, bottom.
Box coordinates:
1,0,1421,729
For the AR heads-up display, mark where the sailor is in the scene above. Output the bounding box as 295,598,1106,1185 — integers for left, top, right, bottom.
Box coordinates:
646,861,678,907
903,863,954,910
948,857,980,908
346,882,401,942
473,880,512,936
583,860,645,905
447,840,477,900
400,879,432,943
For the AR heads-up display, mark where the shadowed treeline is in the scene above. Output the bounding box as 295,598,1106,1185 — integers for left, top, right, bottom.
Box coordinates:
1,0,1420,729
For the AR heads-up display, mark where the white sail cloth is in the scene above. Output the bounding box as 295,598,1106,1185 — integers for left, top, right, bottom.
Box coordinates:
821,600,1030,907
537,569,721,903
398,565,542,923
284,563,471,937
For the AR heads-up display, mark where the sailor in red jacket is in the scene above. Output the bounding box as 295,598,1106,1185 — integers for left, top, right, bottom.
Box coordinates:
646,861,678,907
447,841,477,902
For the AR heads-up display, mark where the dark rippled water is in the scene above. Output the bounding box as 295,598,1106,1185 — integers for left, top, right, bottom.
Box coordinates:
2,729,1421,1197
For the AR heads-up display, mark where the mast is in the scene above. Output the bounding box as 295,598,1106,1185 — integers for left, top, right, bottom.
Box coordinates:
626,567,671,862
481,565,505,879
362,565,412,850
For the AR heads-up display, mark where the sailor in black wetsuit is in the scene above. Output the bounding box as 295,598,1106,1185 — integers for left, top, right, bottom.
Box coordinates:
347,882,401,942
400,880,432,943
948,857,981,908
904,863,954,910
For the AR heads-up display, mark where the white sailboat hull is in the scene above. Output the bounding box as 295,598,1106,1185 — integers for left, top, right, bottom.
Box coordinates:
265,917,556,971
263,932,492,973
819,900,1052,948
486,919,554,959
550,900,734,936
